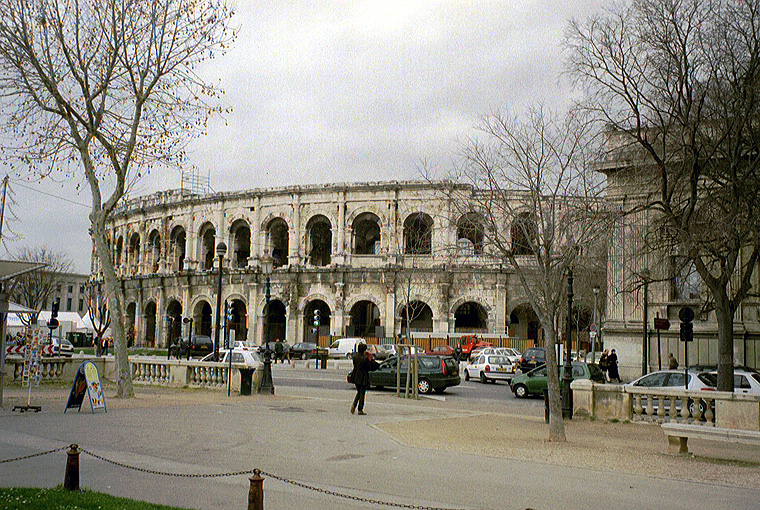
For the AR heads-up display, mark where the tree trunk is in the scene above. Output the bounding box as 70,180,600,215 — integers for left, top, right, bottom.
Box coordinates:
542,323,566,442
713,293,735,392
91,211,134,398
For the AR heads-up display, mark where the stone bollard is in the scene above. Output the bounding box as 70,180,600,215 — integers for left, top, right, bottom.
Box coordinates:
248,470,264,510
63,444,80,491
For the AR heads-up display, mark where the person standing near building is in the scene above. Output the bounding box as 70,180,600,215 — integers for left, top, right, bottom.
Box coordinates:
607,349,621,383
350,343,379,415
668,353,679,370
599,349,609,382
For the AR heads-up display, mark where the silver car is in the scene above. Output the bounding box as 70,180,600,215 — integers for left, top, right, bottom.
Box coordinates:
463,354,515,384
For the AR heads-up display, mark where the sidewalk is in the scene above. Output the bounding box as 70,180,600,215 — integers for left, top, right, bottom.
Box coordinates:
1,382,759,509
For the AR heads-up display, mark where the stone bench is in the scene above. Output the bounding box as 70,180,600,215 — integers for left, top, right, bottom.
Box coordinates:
661,422,760,454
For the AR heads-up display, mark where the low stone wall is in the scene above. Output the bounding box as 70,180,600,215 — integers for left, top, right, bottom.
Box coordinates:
2,355,257,393
571,379,760,431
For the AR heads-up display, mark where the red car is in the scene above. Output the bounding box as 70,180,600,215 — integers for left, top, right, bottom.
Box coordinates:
426,345,456,356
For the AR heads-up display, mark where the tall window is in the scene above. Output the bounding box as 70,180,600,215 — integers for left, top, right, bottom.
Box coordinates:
671,256,701,301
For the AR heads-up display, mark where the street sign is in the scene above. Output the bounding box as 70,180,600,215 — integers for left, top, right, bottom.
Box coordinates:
678,307,694,323
589,324,597,333
653,318,670,330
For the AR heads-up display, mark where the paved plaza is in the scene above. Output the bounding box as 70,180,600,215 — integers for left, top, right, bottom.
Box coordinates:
1,378,759,510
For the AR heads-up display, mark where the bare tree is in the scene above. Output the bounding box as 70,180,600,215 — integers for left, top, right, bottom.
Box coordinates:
11,247,72,326
566,0,760,390
87,280,111,353
0,0,235,397
437,106,608,441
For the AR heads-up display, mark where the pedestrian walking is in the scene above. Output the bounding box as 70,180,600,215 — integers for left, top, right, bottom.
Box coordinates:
607,349,622,383
349,343,380,415
668,352,678,370
274,340,283,363
102,337,109,356
599,349,609,382
454,344,462,363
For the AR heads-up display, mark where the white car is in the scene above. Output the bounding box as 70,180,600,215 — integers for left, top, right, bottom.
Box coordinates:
627,369,711,390
463,354,516,383
474,347,521,365
699,370,760,395
201,349,262,368
51,337,74,357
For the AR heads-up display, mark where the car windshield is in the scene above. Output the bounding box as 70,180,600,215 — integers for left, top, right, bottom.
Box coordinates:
419,357,440,370
488,356,509,365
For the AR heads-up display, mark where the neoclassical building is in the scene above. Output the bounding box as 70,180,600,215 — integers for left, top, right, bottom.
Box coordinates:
92,181,550,349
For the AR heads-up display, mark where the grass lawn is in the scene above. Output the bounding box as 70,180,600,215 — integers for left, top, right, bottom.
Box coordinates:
0,487,192,510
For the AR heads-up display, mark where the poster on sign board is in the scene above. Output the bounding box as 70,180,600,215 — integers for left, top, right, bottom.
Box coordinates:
64,361,107,413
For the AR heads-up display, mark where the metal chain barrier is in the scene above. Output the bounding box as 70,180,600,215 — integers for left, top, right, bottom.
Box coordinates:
258,469,465,510
3,445,467,510
0,446,67,464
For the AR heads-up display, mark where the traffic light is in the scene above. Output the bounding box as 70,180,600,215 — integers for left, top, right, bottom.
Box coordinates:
51,299,59,318
313,309,320,328
227,301,235,324
680,322,693,342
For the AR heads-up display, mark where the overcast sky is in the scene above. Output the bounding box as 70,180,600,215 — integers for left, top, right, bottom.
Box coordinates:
3,0,600,274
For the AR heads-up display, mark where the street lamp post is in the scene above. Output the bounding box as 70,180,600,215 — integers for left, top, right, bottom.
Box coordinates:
213,242,227,362
259,254,275,394
641,268,651,376
591,285,600,362
182,316,193,360
561,269,574,420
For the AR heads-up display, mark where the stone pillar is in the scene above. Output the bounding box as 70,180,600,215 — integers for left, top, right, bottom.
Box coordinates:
335,191,346,265
495,279,507,335
384,282,397,338
185,205,198,271
289,194,301,267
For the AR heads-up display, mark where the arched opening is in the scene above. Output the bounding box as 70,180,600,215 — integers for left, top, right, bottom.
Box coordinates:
349,300,381,337
267,218,289,269
229,299,247,344
509,304,540,344
115,236,123,268
170,226,186,272
352,213,381,255
129,233,141,273
511,212,536,256
166,300,183,348
193,300,213,337
403,213,433,255
126,302,136,348
199,223,216,270
144,302,156,347
148,229,161,273
307,215,332,266
264,299,287,344
304,300,331,344
231,220,251,269
400,301,433,335
457,213,484,255
454,301,488,333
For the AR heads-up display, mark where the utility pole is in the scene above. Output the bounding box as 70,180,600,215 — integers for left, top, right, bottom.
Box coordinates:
0,175,9,246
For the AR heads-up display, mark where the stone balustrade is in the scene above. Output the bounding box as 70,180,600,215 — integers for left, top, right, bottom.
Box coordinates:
572,379,760,431
3,356,246,393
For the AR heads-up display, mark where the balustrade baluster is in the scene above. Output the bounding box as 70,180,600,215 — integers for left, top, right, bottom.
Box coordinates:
704,397,715,424
645,393,654,420
668,396,678,422
634,394,643,420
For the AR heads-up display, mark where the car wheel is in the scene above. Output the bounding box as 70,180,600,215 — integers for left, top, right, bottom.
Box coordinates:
464,370,470,381
418,378,432,394
513,383,528,398
480,372,488,384
346,353,352,360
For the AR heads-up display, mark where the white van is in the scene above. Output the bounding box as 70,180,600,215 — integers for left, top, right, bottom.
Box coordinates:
328,337,366,359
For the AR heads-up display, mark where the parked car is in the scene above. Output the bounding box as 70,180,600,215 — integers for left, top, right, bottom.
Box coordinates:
290,342,319,360
233,341,258,351
369,355,460,394
328,337,366,359
698,370,760,395
201,349,262,368
464,354,516,383
256,341,291,361
426,345,456,357
378,344,397,358
511,361,605,398
627,370,712,390
171,335,214,357
518,347,546,372
51,337,74,357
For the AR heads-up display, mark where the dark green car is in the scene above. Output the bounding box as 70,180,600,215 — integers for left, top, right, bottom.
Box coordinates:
510,361,605,398
369,355,460,394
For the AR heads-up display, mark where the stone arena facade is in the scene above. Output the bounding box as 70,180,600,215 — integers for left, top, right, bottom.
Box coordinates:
93,181,544,349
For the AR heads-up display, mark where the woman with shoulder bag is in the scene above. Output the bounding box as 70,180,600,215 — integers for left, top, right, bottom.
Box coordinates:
350,343,380,415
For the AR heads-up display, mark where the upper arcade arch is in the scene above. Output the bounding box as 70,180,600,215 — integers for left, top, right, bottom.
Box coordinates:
352,212,381,255
306,215,332,266
199,222,216,270
403,213,433,255
230,219,251,269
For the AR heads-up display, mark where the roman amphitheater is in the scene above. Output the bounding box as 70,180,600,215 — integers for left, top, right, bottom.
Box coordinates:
93,181,550,351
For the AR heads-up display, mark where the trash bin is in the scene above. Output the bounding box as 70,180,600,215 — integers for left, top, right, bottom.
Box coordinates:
543,389,550,423
239,368,254,396
320,350,328,369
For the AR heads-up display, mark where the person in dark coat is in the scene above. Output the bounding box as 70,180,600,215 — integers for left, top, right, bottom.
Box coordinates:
599,349,609,382
607,349,621,383
668,353,679,370
350,343,380,415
